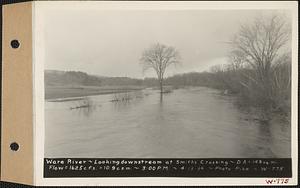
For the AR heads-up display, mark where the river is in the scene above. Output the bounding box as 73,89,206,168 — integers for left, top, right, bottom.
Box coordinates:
45,87,290,158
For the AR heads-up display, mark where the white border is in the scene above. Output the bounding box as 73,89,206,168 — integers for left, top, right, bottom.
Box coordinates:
33,1,298,186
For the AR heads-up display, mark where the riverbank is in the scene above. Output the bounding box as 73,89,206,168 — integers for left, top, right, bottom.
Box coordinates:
215,88,291,124
230,92,291,127
45,85,145,100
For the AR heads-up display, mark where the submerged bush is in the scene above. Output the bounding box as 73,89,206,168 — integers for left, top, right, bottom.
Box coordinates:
111,92,133,102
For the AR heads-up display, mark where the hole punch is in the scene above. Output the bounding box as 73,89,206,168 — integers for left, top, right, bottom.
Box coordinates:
10,142,19,151
10,39,20,49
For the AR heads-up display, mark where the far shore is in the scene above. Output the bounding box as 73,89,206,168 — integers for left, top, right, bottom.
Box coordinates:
45,85,146,100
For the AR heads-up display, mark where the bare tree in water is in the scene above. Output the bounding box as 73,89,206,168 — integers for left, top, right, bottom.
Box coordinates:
140,43,181,95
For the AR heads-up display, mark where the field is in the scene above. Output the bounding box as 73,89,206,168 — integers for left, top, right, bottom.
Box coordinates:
45,85,145,100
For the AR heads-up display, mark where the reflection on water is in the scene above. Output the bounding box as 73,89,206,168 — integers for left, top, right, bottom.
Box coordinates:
45,87,291,158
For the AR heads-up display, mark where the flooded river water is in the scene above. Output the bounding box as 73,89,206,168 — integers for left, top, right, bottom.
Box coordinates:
45,87,290,158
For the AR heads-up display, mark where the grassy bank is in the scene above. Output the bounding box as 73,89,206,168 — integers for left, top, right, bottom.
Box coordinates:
45,85,145,100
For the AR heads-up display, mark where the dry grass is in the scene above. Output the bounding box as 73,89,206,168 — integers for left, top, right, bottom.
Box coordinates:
45,85,145,100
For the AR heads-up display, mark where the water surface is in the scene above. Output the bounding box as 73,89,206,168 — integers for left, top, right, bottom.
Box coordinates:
45,87,290,158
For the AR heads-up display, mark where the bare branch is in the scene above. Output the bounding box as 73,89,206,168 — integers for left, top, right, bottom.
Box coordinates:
140,43,181,92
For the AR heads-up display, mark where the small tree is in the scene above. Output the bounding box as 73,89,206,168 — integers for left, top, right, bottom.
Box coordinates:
140,43,180,94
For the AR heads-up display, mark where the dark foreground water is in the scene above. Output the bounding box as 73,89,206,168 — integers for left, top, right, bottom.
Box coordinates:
45,87,290,158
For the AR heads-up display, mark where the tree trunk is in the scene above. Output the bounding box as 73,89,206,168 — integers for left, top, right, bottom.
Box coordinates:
159,79,163,93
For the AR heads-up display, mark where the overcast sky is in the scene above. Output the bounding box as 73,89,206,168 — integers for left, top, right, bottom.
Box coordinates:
43,9,288,78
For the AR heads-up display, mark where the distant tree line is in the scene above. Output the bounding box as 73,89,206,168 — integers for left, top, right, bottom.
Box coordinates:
45,70,144,87
164,72,216,87
45,70,218,88
45,70,103,86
